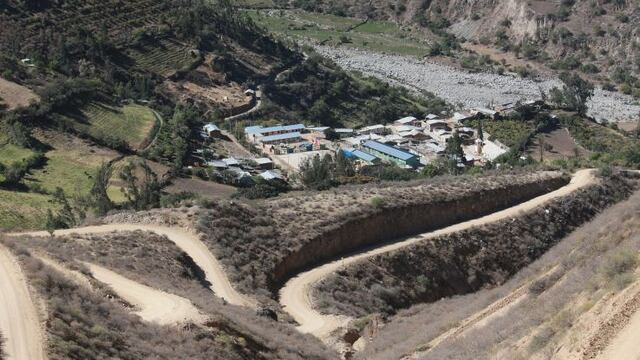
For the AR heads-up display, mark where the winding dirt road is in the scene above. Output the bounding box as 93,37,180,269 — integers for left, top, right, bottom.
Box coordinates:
85,262,206,325
0,245,45,360
279,169,596,339
11,225,254,308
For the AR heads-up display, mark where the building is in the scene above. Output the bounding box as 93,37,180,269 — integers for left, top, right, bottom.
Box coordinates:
358,124,386,135
425,119,450,133
222,157,240,167
426,113,439,120
259,170,284,181
258,132,302,145
335,128,355,138
245,124,305,141
343,148,380,165
203,124,222,138
362,140,420,168
254,157,274,170
394,116,419,127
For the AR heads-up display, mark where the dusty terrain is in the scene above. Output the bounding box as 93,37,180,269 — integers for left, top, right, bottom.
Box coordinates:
280,170,595,339
13,225,254,308
527,127,589,161
0,245,44,360
85,262,206,325
0,77,39,110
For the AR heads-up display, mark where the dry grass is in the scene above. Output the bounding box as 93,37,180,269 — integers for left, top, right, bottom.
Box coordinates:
198,171,568,300
2,231,335,359
315,175,636,318
360,178,640,360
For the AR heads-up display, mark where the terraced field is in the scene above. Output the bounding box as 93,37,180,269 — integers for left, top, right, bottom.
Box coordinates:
65,102,158,150
127,39,197,77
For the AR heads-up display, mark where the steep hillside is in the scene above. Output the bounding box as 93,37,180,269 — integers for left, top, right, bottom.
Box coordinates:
286,0,640,93
361,176,640,360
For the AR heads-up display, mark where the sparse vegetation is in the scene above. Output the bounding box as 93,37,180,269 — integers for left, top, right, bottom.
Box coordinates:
2,231,336,359
314,174,636,318
359,176,640,360
198,171,569,300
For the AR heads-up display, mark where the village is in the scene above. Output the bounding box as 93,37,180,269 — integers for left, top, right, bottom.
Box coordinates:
194,100,546,186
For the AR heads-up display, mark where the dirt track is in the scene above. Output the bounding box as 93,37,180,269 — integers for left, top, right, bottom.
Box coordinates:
11,225,255,308
85,262,205,325
0,245,44,360
279,169,596,340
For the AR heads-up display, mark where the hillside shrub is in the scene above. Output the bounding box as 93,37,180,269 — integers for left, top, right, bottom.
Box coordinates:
313,174,636,317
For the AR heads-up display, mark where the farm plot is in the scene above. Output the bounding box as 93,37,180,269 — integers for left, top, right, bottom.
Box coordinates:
128,39,197,77
0,189,56,230
66,102,157,150
24,130,120,197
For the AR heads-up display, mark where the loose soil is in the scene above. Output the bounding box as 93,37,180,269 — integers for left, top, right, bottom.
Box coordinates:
0,77,39,110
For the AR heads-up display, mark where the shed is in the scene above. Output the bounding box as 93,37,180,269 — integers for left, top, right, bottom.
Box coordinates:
254,157,274,170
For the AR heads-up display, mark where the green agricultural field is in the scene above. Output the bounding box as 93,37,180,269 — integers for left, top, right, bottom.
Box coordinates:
245,9,431,57
468,119,535,148
0,189,57,230
0,143,35,165
24,137,119,196
68,102,158,150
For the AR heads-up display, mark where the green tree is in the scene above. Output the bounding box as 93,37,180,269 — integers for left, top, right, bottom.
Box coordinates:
445,132,465,160
477,120,484,140
549,72,594,116
90,162,113,216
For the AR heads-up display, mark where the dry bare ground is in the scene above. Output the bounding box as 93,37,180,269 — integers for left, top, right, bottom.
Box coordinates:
0,77,39,110
4,230,336,359
0,245,44,360
12,225,254,308
280,170,595,339
84,262,206,325
360,178,640,360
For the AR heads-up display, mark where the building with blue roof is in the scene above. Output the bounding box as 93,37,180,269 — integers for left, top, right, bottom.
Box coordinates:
343,148,379,165
363,140,420,168
259,132,302,144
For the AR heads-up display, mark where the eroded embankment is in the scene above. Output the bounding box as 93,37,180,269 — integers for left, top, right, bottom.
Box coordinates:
198,172,569,300
268,175,569,293
314,174,637,319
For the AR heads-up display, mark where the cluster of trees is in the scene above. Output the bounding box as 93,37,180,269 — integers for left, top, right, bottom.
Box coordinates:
298,152,355,189
548,72,594,116
265,54,448,127
0,152,45,187
147,104,199,173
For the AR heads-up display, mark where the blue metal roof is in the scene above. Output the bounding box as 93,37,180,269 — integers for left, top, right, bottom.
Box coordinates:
352,149,378,163
259,132,302,143
246,124,305,135
363,140,416,161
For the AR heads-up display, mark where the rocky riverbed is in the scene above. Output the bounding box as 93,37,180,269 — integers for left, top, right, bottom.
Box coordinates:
315,46,640,122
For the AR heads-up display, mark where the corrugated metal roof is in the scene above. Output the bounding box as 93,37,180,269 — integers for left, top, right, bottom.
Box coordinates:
259,132,302,143
352,149,378,162
395,116,417,124
245,124,305,135
364,140,416,161
254,157,273,164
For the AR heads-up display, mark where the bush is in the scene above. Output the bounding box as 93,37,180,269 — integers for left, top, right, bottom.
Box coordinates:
370,196,386,208
600,249,638,281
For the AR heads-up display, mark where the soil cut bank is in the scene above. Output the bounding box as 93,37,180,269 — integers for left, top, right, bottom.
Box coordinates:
280,170,596,339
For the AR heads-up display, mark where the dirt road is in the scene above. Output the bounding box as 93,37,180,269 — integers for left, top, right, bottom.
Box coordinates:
0,245,44,360
279,169,596,339
85,262,205,325
11,225,255,308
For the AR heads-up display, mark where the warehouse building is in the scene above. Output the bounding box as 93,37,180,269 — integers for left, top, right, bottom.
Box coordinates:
363,140,420,168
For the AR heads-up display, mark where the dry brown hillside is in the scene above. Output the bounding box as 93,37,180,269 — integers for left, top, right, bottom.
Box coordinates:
359,174,640,360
